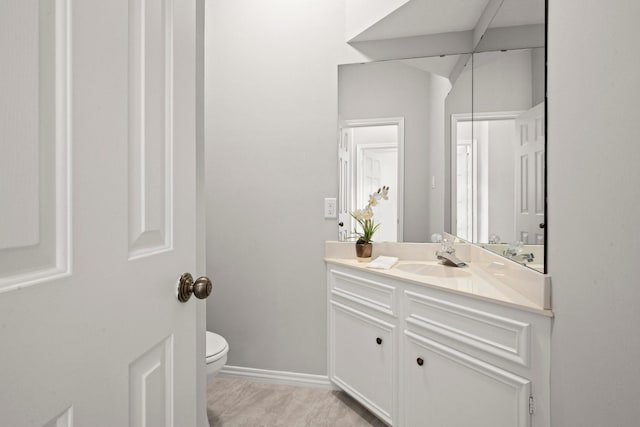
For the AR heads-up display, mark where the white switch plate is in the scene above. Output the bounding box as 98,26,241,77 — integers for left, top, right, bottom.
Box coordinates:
324,198,337,218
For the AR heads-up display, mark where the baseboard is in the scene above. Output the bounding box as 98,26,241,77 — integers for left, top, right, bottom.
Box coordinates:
218,365,338,389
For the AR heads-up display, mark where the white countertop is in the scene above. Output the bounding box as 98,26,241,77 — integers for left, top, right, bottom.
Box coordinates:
325,243,552,317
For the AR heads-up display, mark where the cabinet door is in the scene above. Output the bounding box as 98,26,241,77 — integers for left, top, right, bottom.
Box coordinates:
403,331,531,427
330,301,395,425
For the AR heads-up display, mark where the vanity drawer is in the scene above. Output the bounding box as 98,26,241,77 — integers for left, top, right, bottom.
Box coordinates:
329,268,397,317
404,290,531,367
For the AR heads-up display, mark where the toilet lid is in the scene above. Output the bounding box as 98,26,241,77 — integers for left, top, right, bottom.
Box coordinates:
206,332,228,358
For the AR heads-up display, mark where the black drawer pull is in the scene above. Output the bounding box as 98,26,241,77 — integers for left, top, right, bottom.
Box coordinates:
416,357,424,366
376,337,382,345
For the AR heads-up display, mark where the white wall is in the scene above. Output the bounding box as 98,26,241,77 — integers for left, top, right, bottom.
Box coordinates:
473,49,533,114
204,0,364,375
531,47,545,106
486,120,515,242
427,72,451,239
548,1,640,425
444,60,472,233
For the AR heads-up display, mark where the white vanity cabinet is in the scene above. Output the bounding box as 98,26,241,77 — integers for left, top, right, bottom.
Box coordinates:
328,267,398,425
327,263,551,427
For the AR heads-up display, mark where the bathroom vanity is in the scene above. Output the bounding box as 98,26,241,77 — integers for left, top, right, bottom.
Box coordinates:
326,242,552,427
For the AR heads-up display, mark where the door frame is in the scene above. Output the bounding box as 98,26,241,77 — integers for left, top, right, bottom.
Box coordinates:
195,0,207,425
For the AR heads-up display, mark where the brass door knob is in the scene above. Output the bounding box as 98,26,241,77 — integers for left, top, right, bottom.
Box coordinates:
177,273,212,302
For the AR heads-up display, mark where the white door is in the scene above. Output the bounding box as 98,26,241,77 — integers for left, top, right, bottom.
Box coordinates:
514,102,545,245
357,144,398,242
0,0,203,426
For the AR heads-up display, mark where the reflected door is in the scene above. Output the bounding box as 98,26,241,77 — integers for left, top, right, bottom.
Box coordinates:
0,0,200,425
515,103,545,244
356,143,398,242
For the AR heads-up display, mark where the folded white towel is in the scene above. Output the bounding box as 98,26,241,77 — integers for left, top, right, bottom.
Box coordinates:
367,256,399,270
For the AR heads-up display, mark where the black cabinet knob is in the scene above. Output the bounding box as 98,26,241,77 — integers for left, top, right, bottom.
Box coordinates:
338,222,344,227
416,357,424,366
539,223,545,229
376,337,382,345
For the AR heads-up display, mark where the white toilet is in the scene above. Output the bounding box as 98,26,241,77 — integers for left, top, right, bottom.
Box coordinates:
206,331,229,379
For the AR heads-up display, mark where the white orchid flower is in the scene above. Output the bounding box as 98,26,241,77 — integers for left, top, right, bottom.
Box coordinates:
349,185,389,243
352,208,366,221
362,207,373,220
379,186,389,200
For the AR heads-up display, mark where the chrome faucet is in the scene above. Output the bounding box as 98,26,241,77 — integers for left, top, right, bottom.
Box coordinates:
435,239,467,267
503,242,534,263
504,247,520,257
518,253,535,263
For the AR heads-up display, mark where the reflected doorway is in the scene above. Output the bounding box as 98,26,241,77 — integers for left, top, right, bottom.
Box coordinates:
451,109,544,244
339,118,404,242
452,111,526,245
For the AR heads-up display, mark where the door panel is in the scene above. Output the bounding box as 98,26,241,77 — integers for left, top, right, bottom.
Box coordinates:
128,0,173,259
129,336,174,427
0,0,199,425
0,0,70,289
330,301,394,424
404,331,531,427
515,103,545,244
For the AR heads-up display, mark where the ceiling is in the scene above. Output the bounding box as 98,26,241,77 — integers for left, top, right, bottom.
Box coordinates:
348,0,544,43
400,55,463,80
349,0,491,42
489,0,545,28
348,0,544,80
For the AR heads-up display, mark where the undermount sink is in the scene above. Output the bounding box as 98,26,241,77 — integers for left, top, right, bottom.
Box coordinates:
395,263,471,278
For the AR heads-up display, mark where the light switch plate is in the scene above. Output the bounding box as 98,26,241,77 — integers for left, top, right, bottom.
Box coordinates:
324,198,337,218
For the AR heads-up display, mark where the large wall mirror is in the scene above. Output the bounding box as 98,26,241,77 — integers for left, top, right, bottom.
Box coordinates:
338,0,546,272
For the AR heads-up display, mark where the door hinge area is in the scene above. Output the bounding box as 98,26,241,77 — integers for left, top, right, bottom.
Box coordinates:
529,395,535,415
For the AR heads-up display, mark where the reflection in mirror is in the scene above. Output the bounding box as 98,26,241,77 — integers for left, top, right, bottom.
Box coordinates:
339,55,469,243
452,48,545,272
476,0,545,52
339,119,401,242
338,0,546,273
